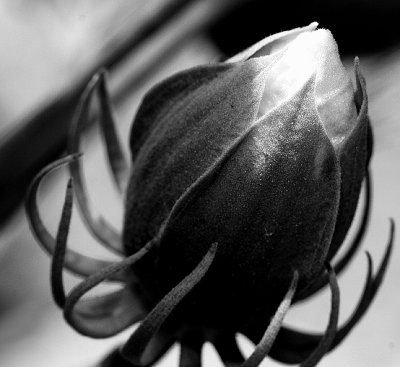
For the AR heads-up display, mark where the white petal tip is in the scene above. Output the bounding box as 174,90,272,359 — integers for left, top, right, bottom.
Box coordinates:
308,22,319,31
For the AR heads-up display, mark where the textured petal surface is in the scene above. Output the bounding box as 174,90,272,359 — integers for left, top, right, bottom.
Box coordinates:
124,58,271,254
154,77,341,328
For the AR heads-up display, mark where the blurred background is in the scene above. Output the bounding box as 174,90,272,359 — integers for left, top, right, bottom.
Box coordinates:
0,0,399,366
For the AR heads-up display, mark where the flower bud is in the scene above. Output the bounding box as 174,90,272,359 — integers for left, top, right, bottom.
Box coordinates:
123,23,370,328
26,22,392,367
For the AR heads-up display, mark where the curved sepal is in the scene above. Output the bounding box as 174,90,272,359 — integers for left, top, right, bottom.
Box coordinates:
240,271,298,367
267,220,393,364
63,239,156,338
121,243,218,365
25,155,124,281
68,72,124,255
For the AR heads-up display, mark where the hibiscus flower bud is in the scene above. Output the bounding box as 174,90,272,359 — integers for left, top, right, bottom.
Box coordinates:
27,22,392,367
123,22,370,327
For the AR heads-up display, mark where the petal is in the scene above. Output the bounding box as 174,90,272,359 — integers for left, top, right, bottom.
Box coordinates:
311,30,357,148
124,59,269,253
256,28,357,141
353,57,373,163
297,171,371,300
327,60,370,261
156,77,341,327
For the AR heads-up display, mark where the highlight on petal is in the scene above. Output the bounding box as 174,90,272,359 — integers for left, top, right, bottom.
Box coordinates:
68,72,125,255
255,28,357,138
121,243,218,365
25,155,124,281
